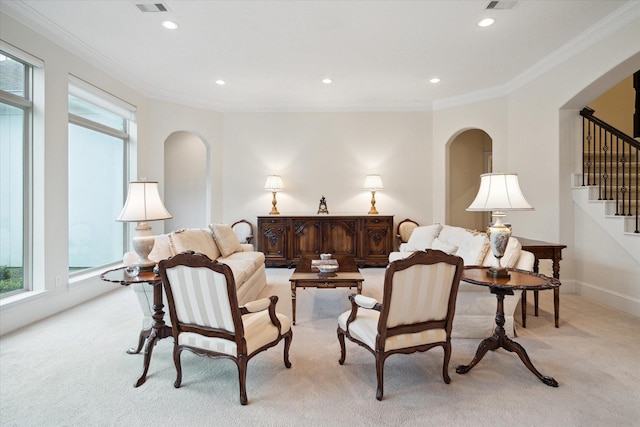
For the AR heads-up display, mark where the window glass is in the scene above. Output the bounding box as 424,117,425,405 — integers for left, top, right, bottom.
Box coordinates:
68,124,125,271
68,81,132,274
0,52,29,297
69,95,125,131
0,53,26,97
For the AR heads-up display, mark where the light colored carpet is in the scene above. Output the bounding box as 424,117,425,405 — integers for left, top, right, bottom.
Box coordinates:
1,267,639,426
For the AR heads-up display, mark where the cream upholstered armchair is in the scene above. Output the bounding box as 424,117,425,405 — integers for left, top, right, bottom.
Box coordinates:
337,250,464,401
231,219,254,244
158,251,293,405
396,218,419,250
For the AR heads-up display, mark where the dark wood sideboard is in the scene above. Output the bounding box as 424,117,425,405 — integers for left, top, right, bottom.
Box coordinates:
257,215,394,267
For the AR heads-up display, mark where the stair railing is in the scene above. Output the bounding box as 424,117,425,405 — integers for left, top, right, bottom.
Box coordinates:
580,107,639,233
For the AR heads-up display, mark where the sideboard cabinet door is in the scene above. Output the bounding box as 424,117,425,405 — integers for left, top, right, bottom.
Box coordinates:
360,217,394,266
292,219,323,260
257,217,289,267
323,219,357,256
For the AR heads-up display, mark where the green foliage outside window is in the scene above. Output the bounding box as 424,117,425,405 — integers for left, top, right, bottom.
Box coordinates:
0,267,23,294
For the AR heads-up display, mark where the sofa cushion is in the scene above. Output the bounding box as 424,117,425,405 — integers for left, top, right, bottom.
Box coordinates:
404,224,442,251
217,258,255,286
168,228,221,260
222,250,266,273
209,223,242,257
438,225,489,265
431,238,458,255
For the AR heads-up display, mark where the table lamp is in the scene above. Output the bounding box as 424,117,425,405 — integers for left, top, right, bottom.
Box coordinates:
264,175,284,215
117,181,172,270
467,173,533,278
363,174,384,214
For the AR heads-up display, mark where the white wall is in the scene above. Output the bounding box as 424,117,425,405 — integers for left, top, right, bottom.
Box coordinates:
221,112,433,227
146,99,224,227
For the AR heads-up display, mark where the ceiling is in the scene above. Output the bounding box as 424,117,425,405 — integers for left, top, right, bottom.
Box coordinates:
0,0,635,111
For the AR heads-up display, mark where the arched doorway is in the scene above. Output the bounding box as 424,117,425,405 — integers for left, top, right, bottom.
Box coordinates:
164,131,209,230
447,129,492,230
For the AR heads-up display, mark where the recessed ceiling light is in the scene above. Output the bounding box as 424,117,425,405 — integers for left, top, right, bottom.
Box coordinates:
478,18,495,27
215,80,226,85
429,77,441,84
162,20,178,30
322,78,332,84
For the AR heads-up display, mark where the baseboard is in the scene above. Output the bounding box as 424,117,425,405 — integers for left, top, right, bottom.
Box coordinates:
574,279,640,318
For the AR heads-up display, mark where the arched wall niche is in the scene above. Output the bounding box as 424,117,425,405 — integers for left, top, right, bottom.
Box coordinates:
163,131,211,231
446,128,493,230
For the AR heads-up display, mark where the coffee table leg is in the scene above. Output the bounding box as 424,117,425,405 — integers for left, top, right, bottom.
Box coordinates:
290,281,297,325
554,288,560,328
457,289,558,387
521,290,527,328
502,335,558,387
135,282,167,387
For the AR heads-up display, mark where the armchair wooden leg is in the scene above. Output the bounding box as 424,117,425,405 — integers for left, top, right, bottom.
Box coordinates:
375,355,385,401
283,330,293,368
173,347,183,388
237,357,248,405
442,343,451,384
337,328,347,365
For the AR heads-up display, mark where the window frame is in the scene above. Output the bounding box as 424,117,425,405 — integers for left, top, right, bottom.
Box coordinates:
67,78,135,276
0,49,34,298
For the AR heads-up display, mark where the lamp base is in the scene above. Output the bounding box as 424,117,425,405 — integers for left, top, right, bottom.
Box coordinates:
486,266,510,279
486,216,512,279
368,191,379,214
269,191,280,215
132,222,157,271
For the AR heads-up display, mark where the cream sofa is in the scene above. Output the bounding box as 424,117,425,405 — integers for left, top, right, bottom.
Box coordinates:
129,225,267,334
389,224,535,339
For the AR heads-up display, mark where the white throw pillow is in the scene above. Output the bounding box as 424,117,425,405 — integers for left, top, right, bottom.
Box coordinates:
438,225,489,265
168,228,221,260
404,224,442,251
456,233,489,265
431,238,458,255
209,223,242,258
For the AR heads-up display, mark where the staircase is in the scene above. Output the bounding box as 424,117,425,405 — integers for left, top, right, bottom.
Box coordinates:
573,108,640,263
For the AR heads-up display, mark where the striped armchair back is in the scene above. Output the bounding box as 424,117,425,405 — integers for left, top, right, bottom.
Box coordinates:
379,250,463,333
164,265,236,331
159,251,241,336
385,262,457,327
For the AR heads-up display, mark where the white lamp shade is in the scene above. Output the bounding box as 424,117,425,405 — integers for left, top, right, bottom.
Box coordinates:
363,174,384,191
117,181,172,222
467,173,534,211
264,175,284,192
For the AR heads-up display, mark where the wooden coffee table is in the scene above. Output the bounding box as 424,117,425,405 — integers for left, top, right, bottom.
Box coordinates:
289,255,364,325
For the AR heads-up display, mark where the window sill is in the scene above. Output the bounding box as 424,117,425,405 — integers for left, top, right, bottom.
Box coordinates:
0,290,49,312
69,263,122,291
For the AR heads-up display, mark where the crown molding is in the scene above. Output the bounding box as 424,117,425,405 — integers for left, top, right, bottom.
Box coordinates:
2,0,638,113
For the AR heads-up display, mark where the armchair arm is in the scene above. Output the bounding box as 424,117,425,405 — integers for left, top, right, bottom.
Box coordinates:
240,295,282,333
345,293,381,329
241,297,271,313
353,294,381,310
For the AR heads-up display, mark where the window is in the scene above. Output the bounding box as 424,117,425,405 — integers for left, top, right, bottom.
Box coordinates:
0,51,32,297
68,78,135,274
